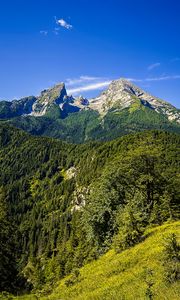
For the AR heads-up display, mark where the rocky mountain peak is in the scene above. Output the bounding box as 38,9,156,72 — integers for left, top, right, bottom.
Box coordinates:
31,83,68,116
38,83,67,104
109,78,143,96
89,78,180,123
89,78,142,114
0,79,179,124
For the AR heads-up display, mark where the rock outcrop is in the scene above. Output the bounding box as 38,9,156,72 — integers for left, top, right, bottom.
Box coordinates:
0,78,179,124
89,78,180,123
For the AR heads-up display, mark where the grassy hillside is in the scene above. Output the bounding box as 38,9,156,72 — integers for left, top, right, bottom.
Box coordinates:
42,222,180,300
3,222,180,299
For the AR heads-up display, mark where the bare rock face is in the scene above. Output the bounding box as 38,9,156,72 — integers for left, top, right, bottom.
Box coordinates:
89,78,180,123
31,83,67,116
89,79,136,114
30,85,89,117
0,79,179,125
76,96,89,106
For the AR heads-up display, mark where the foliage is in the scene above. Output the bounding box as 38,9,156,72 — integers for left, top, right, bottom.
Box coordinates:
36,222,180,300
0,124,179,296
2,103,179,143
162,233,180,283
0,187,20,293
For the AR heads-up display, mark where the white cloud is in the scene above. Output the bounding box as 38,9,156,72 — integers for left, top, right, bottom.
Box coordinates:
67,81,111,95
126,78,143,82
128,75,180,82
145,75,180,81
147,62,161,71
66,75,111,95
56,18,72,29
66,74,180,96
66,76,105,86
40,30,48,36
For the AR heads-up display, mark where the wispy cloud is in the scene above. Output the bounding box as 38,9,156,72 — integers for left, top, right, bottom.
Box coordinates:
40,30,48,36
145,75,180,81
66,76,104,86
53,27,60,35
66,75,111,95
67,81,111,95
56,18,73,30
147,62,161,71
170,57,180,63
66,74,180,95
126,78,143,82
128,75,180,83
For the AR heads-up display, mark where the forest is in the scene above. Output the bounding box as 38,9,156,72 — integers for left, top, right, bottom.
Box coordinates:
0,124,179,298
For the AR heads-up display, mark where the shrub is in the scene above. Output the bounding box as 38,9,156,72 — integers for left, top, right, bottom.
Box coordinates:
162,233,180,283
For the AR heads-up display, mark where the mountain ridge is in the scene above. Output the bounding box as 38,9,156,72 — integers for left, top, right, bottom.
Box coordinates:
1,78,179,120
0,78,180,143
89,79,180,123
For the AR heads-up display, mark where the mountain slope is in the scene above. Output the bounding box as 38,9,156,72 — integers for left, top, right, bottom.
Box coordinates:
0,79,180,143
0,124,179,295
89,79,180,123
4,222,180,299
41,222,180,300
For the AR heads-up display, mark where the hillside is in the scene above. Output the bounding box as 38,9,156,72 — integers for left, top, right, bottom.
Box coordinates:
2,222,180,299
0,124,179,297
40,222,180,300
0,79,180,143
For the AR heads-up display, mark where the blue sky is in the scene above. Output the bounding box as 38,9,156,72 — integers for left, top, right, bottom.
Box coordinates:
0,0,180,107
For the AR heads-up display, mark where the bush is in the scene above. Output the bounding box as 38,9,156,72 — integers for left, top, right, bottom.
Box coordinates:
162,233,180,283
64,268,80,287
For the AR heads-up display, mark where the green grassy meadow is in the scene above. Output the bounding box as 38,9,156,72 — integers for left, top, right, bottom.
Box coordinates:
7,221,179,300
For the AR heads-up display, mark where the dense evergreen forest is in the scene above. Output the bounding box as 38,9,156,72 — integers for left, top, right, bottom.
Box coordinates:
5,106,180,143
0,124,179,297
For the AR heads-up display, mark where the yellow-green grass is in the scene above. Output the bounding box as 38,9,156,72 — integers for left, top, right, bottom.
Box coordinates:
8,221,180,300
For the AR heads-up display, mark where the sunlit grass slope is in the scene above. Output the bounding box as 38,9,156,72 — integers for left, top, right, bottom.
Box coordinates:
4,222,180,300
38,221,180,300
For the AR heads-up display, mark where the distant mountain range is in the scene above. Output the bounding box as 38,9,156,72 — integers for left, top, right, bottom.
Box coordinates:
0,78,179,142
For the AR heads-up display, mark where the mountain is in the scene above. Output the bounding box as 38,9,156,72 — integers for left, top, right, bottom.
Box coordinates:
89,79,180,123
0,79,180,297
0,79,180,143
0,83,87,119
0,124,179,297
